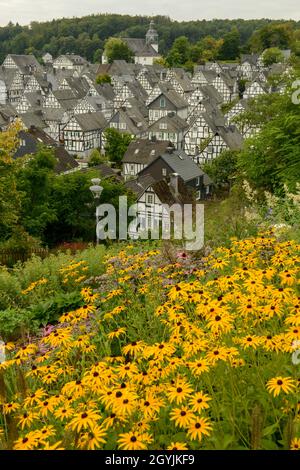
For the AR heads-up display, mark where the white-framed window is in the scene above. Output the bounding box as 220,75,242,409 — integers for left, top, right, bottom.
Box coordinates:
162,168,167,176
119,122,127,130
147,194,154,204
196,190,201,200
159,123,167,130
160,97,166,108
110,122,118,128
196,176,200,186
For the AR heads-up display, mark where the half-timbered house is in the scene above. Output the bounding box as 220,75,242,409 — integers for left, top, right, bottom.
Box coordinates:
61,112,107,157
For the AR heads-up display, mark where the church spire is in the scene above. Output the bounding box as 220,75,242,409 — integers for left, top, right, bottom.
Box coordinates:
146,20,159,52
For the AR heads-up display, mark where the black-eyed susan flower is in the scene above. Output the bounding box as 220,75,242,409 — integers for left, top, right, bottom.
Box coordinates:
167,441,188,450
13,432,39,450
77,424,107,450
3,402,20,414
169,406,196,428
68,409,101,432
18,411,39,430
290,437,300,450
187,417,213,441
189,392,211,412
266,376,296,397
122,341,145,357
166,378,193,404
117,431,149,450
107,327,127,340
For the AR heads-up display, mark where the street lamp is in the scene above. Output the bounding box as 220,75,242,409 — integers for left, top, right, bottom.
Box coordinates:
89,178,103,244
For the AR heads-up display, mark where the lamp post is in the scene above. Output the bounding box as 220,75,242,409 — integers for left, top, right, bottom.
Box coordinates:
89,178,103,245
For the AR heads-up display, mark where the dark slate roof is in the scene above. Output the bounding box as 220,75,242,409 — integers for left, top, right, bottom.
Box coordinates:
0,68,20,88
73,112,107,131
148,88,188,110
126,174,195,205
152,178,195,205
199,84,223,104
148,114,189,132
95,83,115,101
122,38,160,57
79,163,123,181
110,107,148,134
240,54,260,66
55,54,88,65
123,139,174,164
59,76,90,96
42,108,65,122
5,54,42,74
22,91,43,109
14,127,78,174
159,150,203,182
126,97,148,118
20,111,47,129
125,174,156,198
97,61,139,77
216,125,244,150
172,69,195,93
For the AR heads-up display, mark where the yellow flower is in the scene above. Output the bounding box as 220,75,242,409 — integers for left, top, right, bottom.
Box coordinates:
170,406,196,428
18,411,39,430
187,417,213,441
117,431,150,450
266,376,296,397
189,392,211,412
77,424,107,450
14,432,39,450
68,409,101,432
290,437,300,450
167,442,189,450
107,327,127,339
166,379,193,404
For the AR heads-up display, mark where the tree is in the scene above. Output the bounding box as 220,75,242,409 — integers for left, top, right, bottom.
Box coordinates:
237,76,300,193
262,47,285,66
104,128,133,167
45,170,133,246
201,36,224,61
16,146,57,238
0,124,22,239
96,74,112,85
202,150,238,193
250,23,294,52
104,38,134,63
88,149,108,166
218,28,240,60
166,36,191,67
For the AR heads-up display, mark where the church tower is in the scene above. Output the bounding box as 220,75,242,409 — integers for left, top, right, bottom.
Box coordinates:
146,21,159,53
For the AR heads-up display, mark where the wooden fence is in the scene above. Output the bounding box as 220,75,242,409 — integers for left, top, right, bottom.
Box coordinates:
0,249,49,267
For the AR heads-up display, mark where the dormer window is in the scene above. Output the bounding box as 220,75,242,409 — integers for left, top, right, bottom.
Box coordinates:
160,97,166,108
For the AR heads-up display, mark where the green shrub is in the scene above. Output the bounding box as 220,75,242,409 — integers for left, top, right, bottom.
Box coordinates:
0,308,37,342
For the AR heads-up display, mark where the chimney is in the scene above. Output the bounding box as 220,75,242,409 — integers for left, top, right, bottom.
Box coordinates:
169,172,179,196
166,144,174,154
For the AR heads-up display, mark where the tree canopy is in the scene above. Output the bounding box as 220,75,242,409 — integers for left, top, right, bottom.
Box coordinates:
103,38,134,63
0,15,299,63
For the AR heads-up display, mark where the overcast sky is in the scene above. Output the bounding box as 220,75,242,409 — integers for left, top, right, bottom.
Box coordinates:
0,0,299,26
